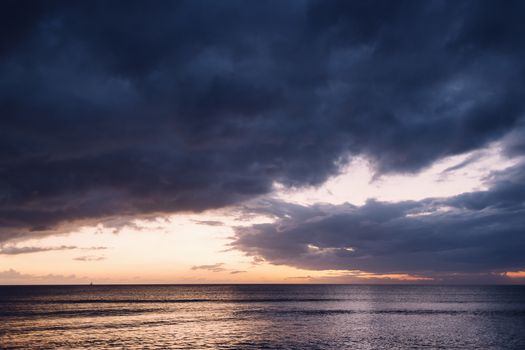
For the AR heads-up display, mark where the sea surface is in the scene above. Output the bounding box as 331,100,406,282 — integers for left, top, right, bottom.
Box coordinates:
1,285,525,349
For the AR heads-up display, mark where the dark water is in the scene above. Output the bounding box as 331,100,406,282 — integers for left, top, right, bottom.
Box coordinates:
1,285,525,349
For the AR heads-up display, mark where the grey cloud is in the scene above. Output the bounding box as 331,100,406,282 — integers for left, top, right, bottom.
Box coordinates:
73,255,106,262
441,152,484,173
0,245,77,255
1,0,525,243
0,268,86,284
0,245,108,255
191,263,226,273
233,162,525,279
192,220,225,227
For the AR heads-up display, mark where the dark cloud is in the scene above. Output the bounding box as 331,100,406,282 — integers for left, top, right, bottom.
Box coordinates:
1,0,525,242
191,263,226,273
230,270,247,275
233,162,525,278
0,245,76,255
441,152,484,173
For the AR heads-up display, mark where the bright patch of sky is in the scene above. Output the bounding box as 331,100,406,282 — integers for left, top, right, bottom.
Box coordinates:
272,142,519,206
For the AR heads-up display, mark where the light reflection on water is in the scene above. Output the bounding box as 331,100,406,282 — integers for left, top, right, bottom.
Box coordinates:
1,285,525,349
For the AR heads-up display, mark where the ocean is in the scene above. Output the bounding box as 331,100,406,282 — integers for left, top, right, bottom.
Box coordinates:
1,285,525,349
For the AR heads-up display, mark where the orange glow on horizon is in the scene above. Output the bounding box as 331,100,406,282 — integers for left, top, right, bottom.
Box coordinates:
505,271,525,278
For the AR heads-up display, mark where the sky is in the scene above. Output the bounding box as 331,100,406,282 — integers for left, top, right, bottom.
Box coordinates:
1,0,525,284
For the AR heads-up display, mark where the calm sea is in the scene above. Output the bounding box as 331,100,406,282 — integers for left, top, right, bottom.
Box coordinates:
1,285,525,349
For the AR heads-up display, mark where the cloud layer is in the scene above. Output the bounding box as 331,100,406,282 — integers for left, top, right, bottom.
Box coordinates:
1,0,525,254
233,161,525,277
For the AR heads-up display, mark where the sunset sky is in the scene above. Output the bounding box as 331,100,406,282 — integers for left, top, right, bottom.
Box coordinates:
1,0,525,284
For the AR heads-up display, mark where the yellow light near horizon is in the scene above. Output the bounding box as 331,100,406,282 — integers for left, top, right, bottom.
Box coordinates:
0,211,337,284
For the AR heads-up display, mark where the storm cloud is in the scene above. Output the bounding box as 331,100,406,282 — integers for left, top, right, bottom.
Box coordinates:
1,0,525,245
233,161,525,276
